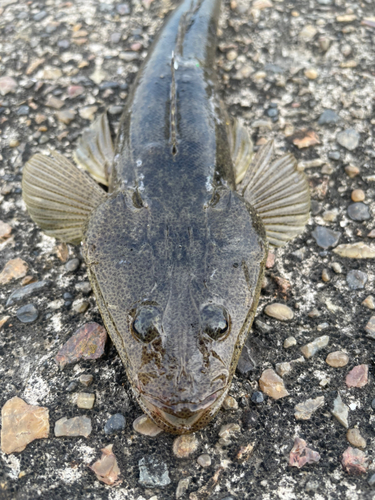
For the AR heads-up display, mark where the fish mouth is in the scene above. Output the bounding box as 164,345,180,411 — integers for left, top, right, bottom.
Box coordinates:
138,388,227,434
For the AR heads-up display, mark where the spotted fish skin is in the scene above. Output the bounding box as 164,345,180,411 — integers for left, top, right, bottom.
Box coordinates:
22,0,310,435
84,0,267,433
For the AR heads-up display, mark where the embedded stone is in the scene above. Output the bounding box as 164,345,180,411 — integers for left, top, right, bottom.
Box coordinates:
342,447,368,475
79,374,93,387
139,456,171,487
326,351,349,368
54,416,92,437
89,444,122,486
365,316,375,338
347,429,366,449
331,393,349,428
104,414,126,435
275,362,292,377
1,397,49,454
173,433,199,458
55,322,107,369
347,203,370,222
351,189,365,202
16,304,39,323
337,129,360,150
345,165,360,178
79,106,98,120
300,335,329,358
284,336,297,348
318,109,340,126
176,478,190,499
334,242,375,259
76,392,95,409
289,437,321,468
223,395,238,410
346,270,367,290
259,369,289,399
56,109,76,124
294,396,324,420
0,76,17,96
312,226,341,249
0,258,28,285
362,296,375,310
133,414,163,437
345,365,368,388
197,454,211,467
264,303,294,321
6,280,50,306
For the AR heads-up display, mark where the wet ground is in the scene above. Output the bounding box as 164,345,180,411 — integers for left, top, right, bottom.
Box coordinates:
0,0,375,498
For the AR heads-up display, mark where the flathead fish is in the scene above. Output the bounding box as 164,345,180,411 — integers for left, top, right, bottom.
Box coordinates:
22,0,310,434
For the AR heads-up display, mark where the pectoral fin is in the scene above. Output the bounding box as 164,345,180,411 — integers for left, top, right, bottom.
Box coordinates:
237,141,310,247
227,117,254,184
73,112,114,186
22,152,107,245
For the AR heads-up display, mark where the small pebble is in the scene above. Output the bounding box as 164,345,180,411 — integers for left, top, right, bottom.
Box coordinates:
347,203,370,222
264,303,293,321
76,392,95,409
345,165,360,178
342,447,368,475
104,414,126,435
326,351,349,368
65,258,80,273
308,308,320,318
304,68,318,79
351,189,365,202
284,336,297,348
331,262,342,274
66,381,78,392
16,304,39,323
55,416,92,437
176,478,190,499
300,335,329,358
133,414,162,437
331,393,349,428
251,391,264,404
323,209,338,222
334,242,375,259
0,258,28,285
72,299,89,313
218,423,241,440
56,109,76,124
318,109,340,126
226,50,238,61
365,316,375,338
337,129,360,150
328,151,340,160
289,437,321,468
79,374,93,387
275,362,292,377
1,397,49,454
223,395,238,410
346,365,368,388
311,226,341,249
173,434,199,458
362,296,375,310
89,444,121,486
369,473,375,487
197,454,211,467
259,369,289,399
294,396,324,420
117,3,130,15
346,270,367,290
75,281,92,294
138,456,170,487
79,106,98,120
321,269,330,282
347,428,366,449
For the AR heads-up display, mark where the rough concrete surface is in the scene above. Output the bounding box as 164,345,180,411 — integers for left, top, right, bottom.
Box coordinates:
1,0,375,498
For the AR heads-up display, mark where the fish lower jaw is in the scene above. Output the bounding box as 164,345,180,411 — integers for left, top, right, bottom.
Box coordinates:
136,387,230,434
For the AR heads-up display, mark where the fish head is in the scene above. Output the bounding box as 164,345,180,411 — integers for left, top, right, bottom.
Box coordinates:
84,188,267,434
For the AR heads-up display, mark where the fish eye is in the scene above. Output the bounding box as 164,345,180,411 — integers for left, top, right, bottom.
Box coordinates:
201,305,229,341
132,305,162,343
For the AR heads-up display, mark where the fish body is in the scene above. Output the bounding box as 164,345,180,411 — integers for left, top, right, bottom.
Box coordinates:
22,0,310,434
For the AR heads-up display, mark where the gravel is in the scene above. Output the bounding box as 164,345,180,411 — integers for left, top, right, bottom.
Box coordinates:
1,0,375,498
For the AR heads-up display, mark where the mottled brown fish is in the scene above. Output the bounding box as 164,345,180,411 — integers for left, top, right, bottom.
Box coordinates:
22,0,310,434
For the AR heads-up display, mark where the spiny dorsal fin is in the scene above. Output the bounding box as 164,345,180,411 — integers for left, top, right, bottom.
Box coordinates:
74,112,114,186
22,151,107,245
237,140,310,247
226,116,254,185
